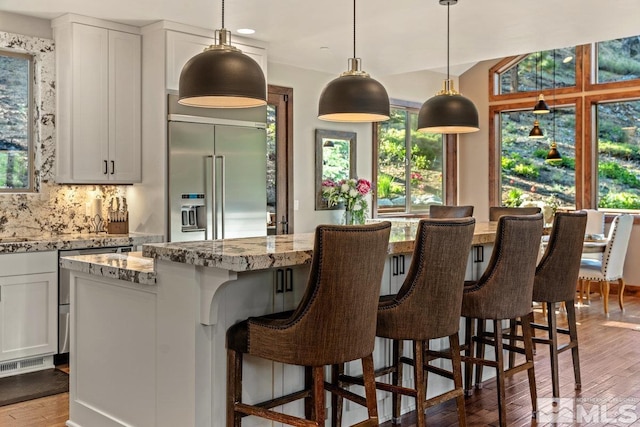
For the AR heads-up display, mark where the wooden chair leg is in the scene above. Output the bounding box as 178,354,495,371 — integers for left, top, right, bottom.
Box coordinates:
493,320,508,427
565,300,582,390
361,354,379,426
577,279,583,305
449,333,468,426
508,319,516,369
392,339,403,424
521,313,538,419
331,364,343,427
413,340,426,427
226,349,242,427
311,366,326,426
546,302,560,398
305,366,313,420
618,278,626,311
603,281,610,316
464,317,475,396
474,319,485,389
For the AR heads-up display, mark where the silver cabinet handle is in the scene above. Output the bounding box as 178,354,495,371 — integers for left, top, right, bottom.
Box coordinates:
103,160,108,174
110,161,115,175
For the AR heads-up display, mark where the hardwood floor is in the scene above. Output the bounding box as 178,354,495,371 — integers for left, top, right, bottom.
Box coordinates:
2,292,640,426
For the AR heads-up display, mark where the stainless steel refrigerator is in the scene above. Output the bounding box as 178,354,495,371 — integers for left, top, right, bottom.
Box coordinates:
167,94,267,242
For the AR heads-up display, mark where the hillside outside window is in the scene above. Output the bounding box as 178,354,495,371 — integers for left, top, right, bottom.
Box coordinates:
0,50,33,192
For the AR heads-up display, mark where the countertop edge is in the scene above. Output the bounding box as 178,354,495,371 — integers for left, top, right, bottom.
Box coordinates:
59,252,157,285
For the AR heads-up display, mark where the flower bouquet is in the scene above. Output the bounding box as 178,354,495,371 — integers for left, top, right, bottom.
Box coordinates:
321,178,371,225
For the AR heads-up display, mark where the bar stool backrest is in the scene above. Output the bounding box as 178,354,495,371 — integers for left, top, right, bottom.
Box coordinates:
429,205,474,218
463,214,543,319
377,218,476,340
534,211,587,303
248,222,391,366
489,206,541,221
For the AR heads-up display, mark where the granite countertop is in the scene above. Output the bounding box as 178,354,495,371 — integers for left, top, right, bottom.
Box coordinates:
141,221,498,272
0,232,164,254
59,251,156,285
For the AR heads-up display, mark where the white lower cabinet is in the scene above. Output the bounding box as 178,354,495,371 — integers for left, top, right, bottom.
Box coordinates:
0,252,57,367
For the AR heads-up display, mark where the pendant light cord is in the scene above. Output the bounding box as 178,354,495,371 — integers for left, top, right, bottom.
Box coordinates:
221,0,225,28
446,2,450,80
352,0,356,58
553,49,556,140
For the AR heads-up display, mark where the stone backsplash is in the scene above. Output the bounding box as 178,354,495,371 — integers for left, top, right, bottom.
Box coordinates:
0,30,128,238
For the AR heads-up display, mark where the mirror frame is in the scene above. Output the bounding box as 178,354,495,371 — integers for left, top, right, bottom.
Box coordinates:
315,129,357,210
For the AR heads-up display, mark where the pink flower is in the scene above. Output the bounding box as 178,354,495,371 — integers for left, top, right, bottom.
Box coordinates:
356,178,371,196
321,179,337,188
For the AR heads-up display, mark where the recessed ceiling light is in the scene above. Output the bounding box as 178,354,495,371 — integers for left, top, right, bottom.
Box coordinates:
237,28,255,35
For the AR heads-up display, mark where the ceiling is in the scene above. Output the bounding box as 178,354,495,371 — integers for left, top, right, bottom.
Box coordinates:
3,0,640,78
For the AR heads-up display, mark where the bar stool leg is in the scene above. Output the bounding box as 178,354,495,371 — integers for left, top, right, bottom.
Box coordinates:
474,319,486,389
546,302,560,399
331,364,344,427
361,354,379,426
413,340,426,427
311,366,326,426
566,301,582,390
464,317,475,396
492,320,508,427
449,333,468,426
618,278,626,311
392,339,403,424
522,313,538,419
226,349,242,427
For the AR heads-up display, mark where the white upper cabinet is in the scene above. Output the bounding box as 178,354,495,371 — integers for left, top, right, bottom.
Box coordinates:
53,15,141,183
165,28,267,91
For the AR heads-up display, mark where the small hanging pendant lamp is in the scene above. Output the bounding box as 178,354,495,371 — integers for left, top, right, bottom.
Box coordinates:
533,52,550,114
418,0,479,134
318,0,390,122
178,0,266,108
529,119,544,139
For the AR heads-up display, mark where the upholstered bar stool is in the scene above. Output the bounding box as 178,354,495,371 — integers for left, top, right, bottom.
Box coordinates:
461,214,543,427
530,211,587,398
488,206,541,221
226,222,391,427
429,204,474,218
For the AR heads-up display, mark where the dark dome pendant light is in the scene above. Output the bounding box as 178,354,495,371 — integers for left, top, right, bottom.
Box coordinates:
318,0,390,122
546,49,563,163
178,0,266,108
418,0,479,134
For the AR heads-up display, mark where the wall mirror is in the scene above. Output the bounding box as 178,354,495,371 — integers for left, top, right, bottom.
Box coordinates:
315,129,357,210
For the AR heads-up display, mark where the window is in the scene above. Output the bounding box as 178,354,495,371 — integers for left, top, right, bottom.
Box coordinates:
595,99,640,209
375,104,444,215
0,50,33,192
597,36,640,84
498,106,576,208
497,47,577,96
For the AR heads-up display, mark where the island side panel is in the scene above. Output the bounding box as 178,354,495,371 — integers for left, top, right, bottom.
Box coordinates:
68,271,157,427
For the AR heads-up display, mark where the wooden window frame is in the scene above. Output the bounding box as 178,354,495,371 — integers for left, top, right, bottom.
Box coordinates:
372,101,457,218
488,97,583,208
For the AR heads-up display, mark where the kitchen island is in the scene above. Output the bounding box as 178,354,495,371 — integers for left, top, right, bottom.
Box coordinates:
60,221,497,427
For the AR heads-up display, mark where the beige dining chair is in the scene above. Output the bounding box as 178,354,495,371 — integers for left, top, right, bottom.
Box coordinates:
578,214,633,316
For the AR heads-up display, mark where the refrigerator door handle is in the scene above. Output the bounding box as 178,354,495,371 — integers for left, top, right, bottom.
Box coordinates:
205,156,215,240
215,155,226,239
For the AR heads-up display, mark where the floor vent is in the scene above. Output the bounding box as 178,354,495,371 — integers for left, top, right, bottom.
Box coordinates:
0,355,54,378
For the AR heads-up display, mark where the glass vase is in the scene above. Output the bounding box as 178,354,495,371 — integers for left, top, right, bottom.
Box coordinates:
343,210,355,225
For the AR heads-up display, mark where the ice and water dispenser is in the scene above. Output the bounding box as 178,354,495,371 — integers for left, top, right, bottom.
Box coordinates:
181,193,206,232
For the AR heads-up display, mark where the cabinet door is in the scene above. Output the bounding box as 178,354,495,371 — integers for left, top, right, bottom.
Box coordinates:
109,30,142,182
71,23,110,182
0,272,57,362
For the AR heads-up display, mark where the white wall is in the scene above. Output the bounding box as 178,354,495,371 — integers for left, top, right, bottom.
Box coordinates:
458,59,501,222
0,11,51,39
